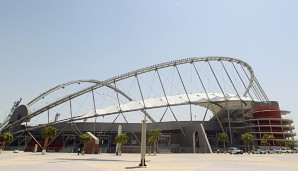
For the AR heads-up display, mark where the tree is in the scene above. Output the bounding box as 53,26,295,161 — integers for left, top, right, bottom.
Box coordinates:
276,139,285,150
241,133,253,152
79,133,92,154
0,132,13,149
42,126,57,152
286,141,295,150
218,132,229,153
148,128,161,156
261,140,268,146
262,134,274,150
115,133,129,156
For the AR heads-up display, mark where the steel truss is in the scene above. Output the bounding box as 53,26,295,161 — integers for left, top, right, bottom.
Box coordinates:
2,56,268,147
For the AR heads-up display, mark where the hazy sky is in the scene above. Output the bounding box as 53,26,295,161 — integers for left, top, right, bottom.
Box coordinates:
0,0,297,138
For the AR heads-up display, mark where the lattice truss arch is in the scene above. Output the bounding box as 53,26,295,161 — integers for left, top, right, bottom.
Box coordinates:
2,56,269,133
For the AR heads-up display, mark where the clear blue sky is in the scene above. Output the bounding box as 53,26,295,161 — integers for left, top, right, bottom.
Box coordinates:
1,0,298,137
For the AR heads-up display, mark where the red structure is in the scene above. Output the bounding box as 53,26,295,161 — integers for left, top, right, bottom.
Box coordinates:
84,132,100,154
246,102,295,146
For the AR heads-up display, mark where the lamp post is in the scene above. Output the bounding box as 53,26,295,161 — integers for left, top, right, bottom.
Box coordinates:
139,118,147,167
116,125,122,155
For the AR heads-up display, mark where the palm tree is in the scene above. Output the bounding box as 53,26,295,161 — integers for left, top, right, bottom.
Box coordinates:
42,126,57,152
262,134,274,150
261,140,268,146
218,132,229,153
0,132,13,149
115,133,129,156
276,139,285,150
241,133,253,152
286,141,295,150
79,133,92,154
148,128,161,156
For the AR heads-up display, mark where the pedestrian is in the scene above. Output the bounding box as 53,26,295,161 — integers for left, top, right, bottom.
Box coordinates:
77,144,81,155
77,143,83,155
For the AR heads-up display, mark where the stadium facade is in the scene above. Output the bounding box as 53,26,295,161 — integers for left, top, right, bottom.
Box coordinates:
0,57,296,153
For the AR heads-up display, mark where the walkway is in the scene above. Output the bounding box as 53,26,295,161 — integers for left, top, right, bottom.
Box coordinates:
0,151,298,171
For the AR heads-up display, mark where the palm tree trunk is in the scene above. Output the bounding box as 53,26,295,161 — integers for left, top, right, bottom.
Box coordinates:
2,142,6,149
269,141,271,151
43,137,49,150
119,144,122,156
244,144,247,153
223,142,226,153
154,141,157,156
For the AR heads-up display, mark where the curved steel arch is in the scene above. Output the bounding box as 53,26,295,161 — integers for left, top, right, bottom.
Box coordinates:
107,57,255,97
30,57,256,112
3,57,258,131
28,80,86,107
28,57,254,106
29,79,156,122
2,79,156,131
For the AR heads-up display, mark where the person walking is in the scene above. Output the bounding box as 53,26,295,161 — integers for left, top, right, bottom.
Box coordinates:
77,143,83,155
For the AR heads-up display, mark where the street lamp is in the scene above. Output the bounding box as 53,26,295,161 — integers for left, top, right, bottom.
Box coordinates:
139,118,147,167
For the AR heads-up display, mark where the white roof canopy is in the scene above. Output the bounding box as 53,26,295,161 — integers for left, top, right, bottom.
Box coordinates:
80,93,254,120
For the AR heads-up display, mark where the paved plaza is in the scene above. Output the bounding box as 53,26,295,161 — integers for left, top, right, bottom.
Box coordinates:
0,151,298,171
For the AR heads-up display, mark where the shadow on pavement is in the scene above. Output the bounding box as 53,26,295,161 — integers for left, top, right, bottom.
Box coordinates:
56,158,138,162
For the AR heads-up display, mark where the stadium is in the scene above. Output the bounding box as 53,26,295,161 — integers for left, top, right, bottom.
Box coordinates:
0,57,296,154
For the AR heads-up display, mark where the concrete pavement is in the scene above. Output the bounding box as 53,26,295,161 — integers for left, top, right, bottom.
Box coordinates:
0,151,298,171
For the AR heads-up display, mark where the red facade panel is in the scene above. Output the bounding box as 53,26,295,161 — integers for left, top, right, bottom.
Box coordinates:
250,104,293,145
